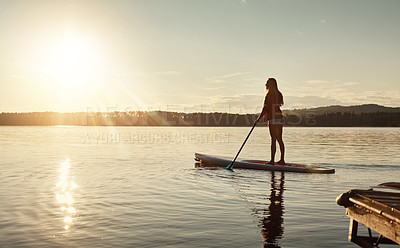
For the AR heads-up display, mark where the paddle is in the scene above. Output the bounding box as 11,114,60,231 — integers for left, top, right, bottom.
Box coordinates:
226,120,258,170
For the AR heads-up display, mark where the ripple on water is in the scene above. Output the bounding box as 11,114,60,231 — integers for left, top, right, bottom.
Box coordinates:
0,126,400,247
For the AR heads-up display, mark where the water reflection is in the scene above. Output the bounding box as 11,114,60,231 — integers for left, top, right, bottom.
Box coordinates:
56,159,78,230
259,171,285,247
193,166,285,246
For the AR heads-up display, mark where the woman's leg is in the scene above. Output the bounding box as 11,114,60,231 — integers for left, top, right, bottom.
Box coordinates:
276,124,285,164
268,124,277,164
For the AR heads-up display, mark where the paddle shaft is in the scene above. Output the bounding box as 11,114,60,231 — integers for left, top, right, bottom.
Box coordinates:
226,121,258,170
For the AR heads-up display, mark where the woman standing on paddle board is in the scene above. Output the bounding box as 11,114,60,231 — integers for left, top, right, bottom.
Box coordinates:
256,78,285,165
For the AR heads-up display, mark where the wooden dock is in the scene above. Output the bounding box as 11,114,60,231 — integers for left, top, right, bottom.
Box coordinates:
337,184,400,247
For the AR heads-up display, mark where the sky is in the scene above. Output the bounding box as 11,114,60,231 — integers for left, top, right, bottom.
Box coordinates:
0,0,399,113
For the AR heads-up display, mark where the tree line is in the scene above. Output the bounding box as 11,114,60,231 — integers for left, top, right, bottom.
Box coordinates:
0,110,399,127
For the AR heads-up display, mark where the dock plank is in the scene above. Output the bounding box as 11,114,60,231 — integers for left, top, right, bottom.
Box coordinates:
337,188,400,246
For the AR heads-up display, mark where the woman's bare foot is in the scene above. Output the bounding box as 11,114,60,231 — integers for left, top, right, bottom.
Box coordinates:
277,160,286,165
266,160,275,165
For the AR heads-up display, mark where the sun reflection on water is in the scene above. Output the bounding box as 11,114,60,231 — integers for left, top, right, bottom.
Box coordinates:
56,159,78,230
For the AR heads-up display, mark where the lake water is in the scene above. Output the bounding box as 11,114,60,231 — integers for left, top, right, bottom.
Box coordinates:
0,126,399,247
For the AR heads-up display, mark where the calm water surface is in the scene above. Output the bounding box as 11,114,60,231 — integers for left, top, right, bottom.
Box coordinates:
0,126,399,247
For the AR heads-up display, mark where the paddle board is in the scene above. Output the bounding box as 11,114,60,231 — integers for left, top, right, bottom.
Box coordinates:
194,153,335,174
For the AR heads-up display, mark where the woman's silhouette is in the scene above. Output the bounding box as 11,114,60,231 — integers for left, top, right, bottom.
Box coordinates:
256,78,285,165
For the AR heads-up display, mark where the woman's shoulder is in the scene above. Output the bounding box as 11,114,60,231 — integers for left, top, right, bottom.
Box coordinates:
266,92,274,97
264,93,270,102
265,92,276,100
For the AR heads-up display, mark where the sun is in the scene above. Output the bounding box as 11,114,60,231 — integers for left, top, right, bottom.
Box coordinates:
34,30,108,111
57,38,97,80
52,33,100,86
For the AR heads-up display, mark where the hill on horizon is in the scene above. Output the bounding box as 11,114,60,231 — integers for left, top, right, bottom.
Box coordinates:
1,104,400,116
284,104,400,115
1,103,399,127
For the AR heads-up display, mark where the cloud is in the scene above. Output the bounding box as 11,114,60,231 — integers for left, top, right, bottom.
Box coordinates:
298,80,360,97
339,90,400,107
206,72,250,83
200,87,225,91
155,71,181,75
286,79,400,108
205,94,264,113
285,96,341,109
130,79,400,114
129,88,400,114
305,79,359,86
134,93,263,113
305,80,331,85
342,81,359,86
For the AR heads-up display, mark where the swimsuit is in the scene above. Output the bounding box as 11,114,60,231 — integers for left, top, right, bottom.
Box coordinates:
268,118,285,125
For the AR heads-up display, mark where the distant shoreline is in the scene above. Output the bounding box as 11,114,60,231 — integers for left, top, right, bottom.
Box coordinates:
1,104,399,127
0,125,399,128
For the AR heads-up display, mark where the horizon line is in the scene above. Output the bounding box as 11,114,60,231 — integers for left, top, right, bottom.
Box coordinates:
1,103,400,114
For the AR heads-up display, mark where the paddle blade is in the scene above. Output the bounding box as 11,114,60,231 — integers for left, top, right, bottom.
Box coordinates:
225,163,233,170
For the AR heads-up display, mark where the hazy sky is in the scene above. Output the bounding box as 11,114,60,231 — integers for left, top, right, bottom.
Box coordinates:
1,0,399,113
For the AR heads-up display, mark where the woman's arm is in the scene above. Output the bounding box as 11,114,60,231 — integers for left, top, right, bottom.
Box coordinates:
256,94,270,122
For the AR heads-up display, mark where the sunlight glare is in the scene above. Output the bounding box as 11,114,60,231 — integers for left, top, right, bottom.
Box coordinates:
64,216,73,223
55,35,98,80
56,159,78,231
43,31,103,94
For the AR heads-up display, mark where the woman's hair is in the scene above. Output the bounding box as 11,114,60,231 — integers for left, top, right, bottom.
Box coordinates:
266,78,284,106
